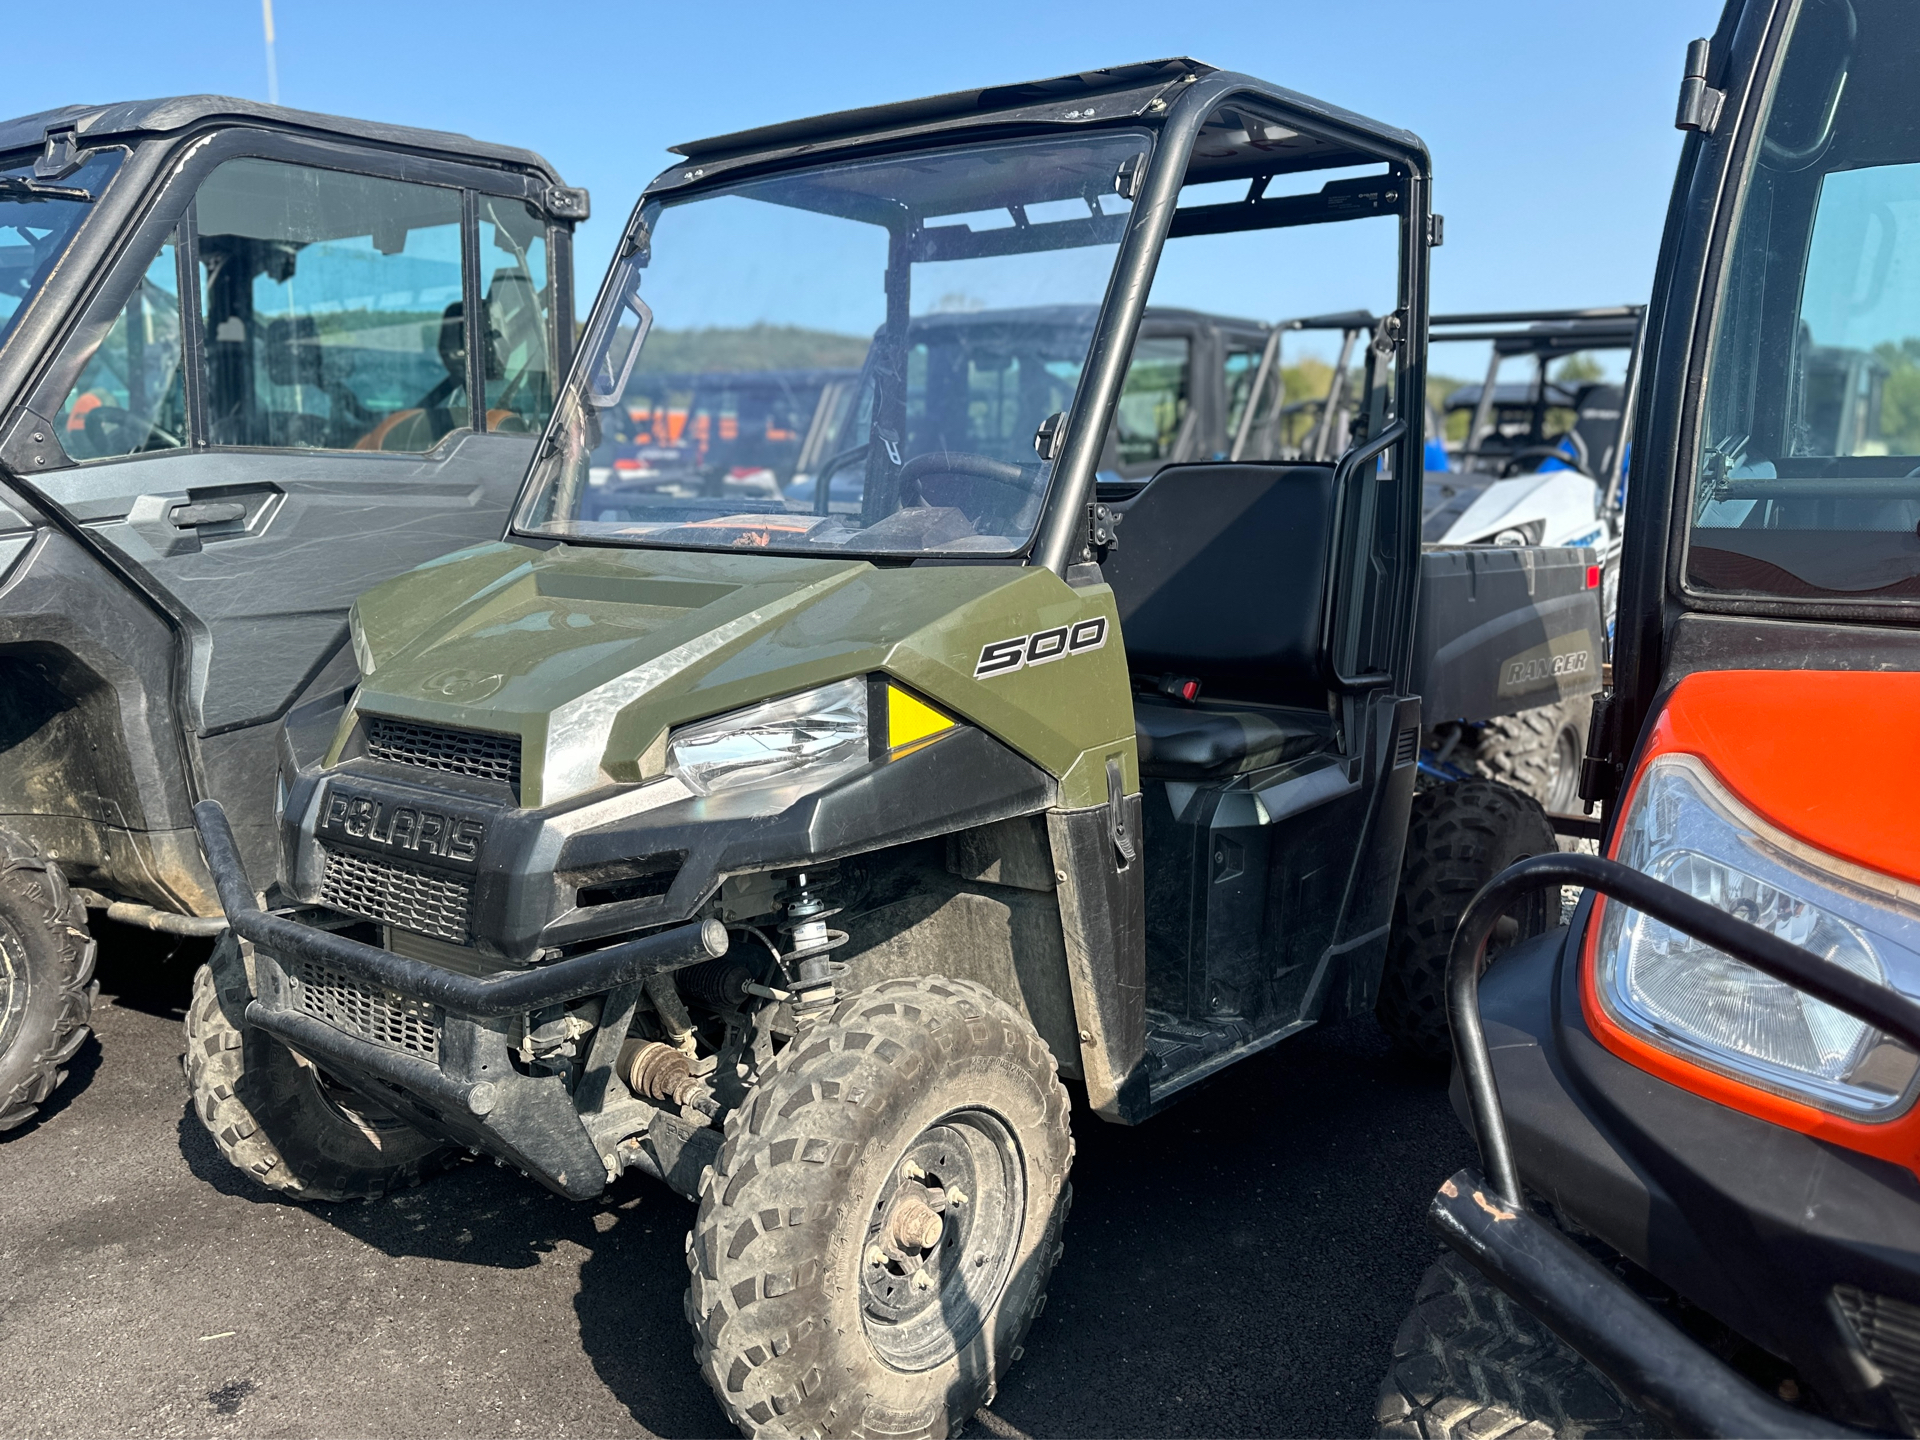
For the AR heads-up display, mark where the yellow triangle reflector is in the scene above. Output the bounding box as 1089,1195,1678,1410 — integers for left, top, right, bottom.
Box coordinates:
887,685,955,751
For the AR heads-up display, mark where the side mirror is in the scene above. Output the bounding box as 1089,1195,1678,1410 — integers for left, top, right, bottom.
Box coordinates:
1034,411,1066,460
587,291,652,409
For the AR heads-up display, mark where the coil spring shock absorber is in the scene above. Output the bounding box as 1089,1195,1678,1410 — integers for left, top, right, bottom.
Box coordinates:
776,867,848,1017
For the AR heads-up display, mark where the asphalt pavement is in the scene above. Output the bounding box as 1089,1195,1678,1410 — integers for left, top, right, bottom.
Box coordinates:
0,920,1476,1438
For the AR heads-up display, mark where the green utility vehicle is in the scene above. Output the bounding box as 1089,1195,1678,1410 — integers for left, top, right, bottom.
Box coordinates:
186,61,1597,1436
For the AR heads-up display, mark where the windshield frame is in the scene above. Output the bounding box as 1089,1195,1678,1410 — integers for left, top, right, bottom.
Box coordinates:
509,125,1159,564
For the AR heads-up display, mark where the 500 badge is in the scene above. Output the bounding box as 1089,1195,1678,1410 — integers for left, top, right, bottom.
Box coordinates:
974,616,1108,678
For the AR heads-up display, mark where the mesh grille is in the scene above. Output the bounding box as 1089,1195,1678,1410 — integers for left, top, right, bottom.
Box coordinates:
320,847,472,944
290,957,438,1058
365,714,521,793
1837,1287,1920,1433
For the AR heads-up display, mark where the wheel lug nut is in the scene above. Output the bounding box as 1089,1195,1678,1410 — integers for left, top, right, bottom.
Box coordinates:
911,1270,934,1293
902,1161,925,1181
946,1185,968,1207
866,1245,889,1267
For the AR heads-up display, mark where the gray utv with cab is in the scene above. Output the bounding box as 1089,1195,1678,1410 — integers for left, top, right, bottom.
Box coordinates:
0,96,584,1130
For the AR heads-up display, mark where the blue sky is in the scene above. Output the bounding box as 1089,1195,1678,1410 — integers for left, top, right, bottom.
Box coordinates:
15,0,1722,366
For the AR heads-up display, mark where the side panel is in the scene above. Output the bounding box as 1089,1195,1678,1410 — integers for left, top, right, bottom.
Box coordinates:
1047,798,1147,1122
0,519,212,909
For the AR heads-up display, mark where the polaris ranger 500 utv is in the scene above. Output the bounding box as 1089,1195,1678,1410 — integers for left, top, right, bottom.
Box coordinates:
1379,3,1920,1436
0,98,583,1132
186,61,1595,1437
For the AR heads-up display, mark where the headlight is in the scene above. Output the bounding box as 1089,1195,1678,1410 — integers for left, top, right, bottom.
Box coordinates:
1595,754,1920,1117
667,678,868,797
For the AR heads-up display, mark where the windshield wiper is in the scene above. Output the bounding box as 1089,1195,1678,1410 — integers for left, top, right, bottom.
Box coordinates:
0,176,93,203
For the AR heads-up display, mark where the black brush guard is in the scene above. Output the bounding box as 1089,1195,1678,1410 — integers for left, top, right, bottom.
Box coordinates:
191,800,727,1196
1441,851,1920,1439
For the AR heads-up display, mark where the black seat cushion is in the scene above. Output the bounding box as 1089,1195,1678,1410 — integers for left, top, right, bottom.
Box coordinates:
1134,697,1327,778
1104,463,1336,709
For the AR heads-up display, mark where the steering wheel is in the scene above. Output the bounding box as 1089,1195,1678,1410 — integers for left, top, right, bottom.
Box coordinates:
83,405,183,457
898,451,1032,510
1499,440,1591,479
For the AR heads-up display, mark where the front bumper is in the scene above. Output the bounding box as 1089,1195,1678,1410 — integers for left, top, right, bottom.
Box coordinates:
1437,854,1920,1438
279,722,1053,961
196,799,725,1200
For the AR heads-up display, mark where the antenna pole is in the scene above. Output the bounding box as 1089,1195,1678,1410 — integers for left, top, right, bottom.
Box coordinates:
262,0,280,105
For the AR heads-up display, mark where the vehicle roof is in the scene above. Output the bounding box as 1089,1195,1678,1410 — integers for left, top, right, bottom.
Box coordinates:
671,60,1204,163
0,96,564,182
649,59,1423,194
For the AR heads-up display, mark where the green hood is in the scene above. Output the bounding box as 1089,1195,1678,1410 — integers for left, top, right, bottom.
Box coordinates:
341,540,1135,808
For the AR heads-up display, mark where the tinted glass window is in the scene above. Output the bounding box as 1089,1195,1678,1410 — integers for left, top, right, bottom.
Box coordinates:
1224,342,1262,444
477,196,555,434
52,232,187,461
1114,337,1190,474
1691,0,1920,601
195,158,468,452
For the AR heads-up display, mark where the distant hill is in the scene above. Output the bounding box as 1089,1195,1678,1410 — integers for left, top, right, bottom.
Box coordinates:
633,324,870,375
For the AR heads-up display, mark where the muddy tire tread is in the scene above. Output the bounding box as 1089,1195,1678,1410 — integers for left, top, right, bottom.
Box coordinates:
1377,779,1558,1061
0,828,98,1132
183,953,446,1201
688,975,1072,1439
1376,1252,1656,1439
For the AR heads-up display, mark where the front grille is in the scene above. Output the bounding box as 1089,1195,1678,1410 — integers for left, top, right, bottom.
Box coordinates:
1837,1287,1920,1433
365,714,521,795
289,956,438,1058
320,847,472,944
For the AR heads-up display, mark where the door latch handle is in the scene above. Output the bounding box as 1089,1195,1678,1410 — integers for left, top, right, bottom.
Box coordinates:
169,501,247,527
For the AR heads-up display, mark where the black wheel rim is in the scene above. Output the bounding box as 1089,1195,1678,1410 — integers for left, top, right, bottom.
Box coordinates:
858,1108,1024,1373
0,918,28,1059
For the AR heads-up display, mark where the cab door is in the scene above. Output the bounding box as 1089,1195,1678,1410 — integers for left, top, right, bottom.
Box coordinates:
9,129,573,860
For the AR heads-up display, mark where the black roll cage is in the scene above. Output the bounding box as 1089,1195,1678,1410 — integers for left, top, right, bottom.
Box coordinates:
543,62,1431,611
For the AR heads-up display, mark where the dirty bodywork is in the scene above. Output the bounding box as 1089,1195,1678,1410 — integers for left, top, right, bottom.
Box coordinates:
0,98,583,917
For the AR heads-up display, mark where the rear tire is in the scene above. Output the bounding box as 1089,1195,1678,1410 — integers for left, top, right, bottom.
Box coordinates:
1457,701,1588,815
688,976,1073,1439
183,939,452,1200
1376,1252,1655,1438
0,828,98,1132
1377,779,1559,1061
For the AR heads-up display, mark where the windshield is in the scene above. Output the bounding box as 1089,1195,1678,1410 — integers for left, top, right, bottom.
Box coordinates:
1691,0,1920,602
0,150,124,350
517,131,1148,557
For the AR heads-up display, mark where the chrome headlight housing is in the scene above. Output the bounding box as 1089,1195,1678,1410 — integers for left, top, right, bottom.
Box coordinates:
1596,754,1920,1118
667,678,868,797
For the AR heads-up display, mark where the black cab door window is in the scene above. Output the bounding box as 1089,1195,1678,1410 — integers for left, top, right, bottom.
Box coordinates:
194,158,468,451
52,230,187,460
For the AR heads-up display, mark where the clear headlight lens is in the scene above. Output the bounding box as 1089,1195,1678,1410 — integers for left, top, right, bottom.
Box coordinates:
1597,755,1920,1117
667,678,868,797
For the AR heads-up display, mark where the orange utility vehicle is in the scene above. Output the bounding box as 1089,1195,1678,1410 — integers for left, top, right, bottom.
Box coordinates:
1379,1,1920,1436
